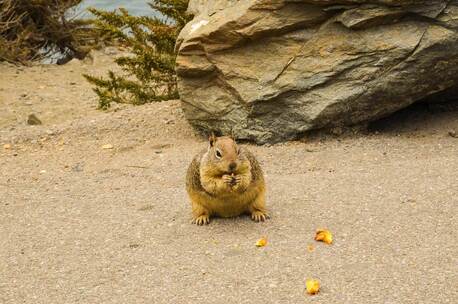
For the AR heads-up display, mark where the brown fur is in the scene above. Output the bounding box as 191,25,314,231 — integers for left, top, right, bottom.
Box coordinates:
185,136,268,225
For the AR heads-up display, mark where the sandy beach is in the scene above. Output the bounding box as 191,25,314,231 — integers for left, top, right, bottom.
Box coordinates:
1,50,457,303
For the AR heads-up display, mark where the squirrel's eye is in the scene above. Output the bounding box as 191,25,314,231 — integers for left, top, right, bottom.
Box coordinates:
215,150,222,158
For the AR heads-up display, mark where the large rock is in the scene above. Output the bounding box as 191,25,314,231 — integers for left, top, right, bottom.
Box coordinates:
176,0,458,143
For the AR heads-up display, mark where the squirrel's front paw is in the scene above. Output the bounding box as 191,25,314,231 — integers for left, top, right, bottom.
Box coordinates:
192,214,210,225
232,175,241,185
222,174,233,185
251,210,269,222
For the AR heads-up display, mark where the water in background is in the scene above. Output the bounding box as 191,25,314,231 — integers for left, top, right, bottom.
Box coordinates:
45,1,161,63
76,0,156,16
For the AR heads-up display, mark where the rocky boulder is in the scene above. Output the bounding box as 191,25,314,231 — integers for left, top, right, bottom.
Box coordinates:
176,0,458,143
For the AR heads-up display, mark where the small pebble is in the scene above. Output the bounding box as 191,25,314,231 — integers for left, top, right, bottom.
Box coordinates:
27,114,42,125
331,127,343,135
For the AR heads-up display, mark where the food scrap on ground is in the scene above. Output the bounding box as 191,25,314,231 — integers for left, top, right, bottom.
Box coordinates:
305,279,320,295
255,237,267,247
315,229,333,244
102,144,114,149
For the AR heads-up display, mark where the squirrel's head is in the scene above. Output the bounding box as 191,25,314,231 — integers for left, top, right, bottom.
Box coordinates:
205,134,249,175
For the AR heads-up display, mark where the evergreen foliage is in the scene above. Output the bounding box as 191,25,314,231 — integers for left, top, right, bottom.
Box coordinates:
83,0,191,110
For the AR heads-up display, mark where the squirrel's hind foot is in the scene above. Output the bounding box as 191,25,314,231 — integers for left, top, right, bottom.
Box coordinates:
251,210,269,222
192,214,210,225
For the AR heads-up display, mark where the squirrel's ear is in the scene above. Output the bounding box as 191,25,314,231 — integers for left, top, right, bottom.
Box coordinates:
209,132,216,147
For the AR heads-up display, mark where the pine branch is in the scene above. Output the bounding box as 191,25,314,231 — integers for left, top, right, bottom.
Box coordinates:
85,0,192,109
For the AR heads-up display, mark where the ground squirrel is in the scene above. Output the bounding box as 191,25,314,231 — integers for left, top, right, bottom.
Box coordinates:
186,135,269,225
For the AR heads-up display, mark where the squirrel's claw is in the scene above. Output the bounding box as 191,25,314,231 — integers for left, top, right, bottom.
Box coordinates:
222,174,233,184
251,211,269,222
223,174,241,188
192,215,210,225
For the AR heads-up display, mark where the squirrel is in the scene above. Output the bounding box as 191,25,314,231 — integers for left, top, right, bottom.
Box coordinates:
186,134,269,225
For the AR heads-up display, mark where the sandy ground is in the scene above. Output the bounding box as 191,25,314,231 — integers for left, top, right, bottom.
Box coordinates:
0,52,457,304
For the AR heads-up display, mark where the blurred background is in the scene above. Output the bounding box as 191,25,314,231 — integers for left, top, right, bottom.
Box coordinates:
78,0,153,16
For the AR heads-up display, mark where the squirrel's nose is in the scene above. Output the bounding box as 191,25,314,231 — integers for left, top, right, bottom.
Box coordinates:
229,162,237,171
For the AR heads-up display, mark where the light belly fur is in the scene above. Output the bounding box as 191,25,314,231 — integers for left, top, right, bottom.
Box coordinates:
197,186,260,217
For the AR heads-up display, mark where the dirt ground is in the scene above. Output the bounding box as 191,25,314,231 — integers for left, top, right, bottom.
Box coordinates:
1,52,457,304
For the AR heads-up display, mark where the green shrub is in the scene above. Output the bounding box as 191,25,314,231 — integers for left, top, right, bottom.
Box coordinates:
83,0,191,110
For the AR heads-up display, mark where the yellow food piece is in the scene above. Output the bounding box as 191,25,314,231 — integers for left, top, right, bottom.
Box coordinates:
315,229,333,244
102,144,113,150
255,237,267,247
306,279,320,295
